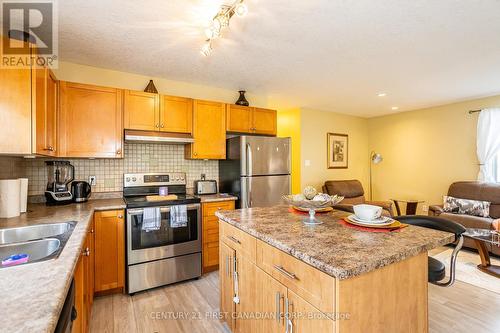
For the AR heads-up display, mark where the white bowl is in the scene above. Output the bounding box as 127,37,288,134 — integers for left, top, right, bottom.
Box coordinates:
353,204,382,221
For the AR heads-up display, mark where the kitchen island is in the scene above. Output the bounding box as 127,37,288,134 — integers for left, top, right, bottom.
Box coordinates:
216,205,454,333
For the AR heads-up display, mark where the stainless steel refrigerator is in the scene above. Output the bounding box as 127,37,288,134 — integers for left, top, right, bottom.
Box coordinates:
219,136,291,208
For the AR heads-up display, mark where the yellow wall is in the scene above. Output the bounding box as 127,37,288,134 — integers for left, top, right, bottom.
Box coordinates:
300,108,370,192
53,61,270,107
367,95,500,213
277,108,302,193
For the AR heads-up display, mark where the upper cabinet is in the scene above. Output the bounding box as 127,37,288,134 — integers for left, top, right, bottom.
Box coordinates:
159,95,193,133
34,67,58,156
59,82,123,158
124,90,193,134
185,100,226,159
124,90,159,131
0,36,32,155
226,104,277,136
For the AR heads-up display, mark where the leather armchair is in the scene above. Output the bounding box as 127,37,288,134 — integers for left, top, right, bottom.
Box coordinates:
322,180,394,217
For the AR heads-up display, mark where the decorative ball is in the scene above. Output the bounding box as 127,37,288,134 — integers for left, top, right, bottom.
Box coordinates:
312,193,331,201
302,186,318,200
293,193,306,202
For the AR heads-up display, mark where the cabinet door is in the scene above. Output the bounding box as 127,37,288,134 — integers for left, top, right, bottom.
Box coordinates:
186,100,226,159
34,67,57,156
59,82,123,158
252,108,277,135
256,267,287,333
94,210,125,293
72,253,85,333
287,290,335,333
124,90,159,131
226,104,252,133
159,95,193,133
233,254,258,333
0,36,31,155
220,242,235,331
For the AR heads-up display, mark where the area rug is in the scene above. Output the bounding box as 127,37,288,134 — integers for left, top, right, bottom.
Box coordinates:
431,247,500,294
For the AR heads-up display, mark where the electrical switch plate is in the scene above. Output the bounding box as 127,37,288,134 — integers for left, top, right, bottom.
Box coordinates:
89,176,96,186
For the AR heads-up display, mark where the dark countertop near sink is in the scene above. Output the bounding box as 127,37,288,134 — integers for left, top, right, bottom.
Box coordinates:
0,199,125,333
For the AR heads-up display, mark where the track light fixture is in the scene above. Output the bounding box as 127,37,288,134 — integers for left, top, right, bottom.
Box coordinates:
201,0,248,56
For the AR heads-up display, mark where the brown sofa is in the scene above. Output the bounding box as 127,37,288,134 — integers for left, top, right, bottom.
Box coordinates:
322,180,394,217
429,181,500,256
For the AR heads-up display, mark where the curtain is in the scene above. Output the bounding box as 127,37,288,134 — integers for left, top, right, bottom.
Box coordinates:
477,108,500,182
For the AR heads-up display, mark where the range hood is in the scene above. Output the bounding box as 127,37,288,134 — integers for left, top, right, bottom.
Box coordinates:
124,130,194,144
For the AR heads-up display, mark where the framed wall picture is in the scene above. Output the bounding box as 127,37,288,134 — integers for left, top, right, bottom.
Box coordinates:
327,133,348,169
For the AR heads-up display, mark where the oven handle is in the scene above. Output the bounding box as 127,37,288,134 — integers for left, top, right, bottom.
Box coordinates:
127,204,200,215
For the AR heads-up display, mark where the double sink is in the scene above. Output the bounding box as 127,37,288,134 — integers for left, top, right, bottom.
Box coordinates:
0,222,76,268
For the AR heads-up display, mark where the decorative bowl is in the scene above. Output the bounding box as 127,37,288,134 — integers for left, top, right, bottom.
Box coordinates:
283,194,344,225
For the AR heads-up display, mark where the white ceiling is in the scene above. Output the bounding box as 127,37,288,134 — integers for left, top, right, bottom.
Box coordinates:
58,0,500,117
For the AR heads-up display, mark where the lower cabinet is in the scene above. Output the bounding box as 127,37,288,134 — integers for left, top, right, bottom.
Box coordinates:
72,218,94,333
219,221,335,333
94,210,125,293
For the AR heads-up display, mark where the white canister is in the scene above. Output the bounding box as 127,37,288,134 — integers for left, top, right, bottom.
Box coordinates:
0,179,21,218
19,178,28,213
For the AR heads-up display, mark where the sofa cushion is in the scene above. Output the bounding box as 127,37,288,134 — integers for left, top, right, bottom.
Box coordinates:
448,181,500,218
443,195,490,217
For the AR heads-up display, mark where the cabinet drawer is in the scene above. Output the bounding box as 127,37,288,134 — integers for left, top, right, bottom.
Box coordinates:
220,222,256,262
256,240,335,314
203,201,235,217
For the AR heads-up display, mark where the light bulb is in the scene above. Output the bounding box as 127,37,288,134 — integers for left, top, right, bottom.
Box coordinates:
234,3,248,17
200,42,212,57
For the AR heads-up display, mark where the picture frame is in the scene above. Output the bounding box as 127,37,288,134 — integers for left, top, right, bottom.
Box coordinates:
327,133,348,169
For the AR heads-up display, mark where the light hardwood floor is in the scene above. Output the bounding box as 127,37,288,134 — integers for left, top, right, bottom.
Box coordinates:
91,250,500,333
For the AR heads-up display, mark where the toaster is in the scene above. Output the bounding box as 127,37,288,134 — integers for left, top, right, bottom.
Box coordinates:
194,180,217,195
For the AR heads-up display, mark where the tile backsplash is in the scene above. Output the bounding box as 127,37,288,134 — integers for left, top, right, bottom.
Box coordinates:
7,143,218,195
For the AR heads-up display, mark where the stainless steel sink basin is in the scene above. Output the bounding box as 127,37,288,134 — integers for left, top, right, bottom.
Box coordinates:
0,222,75,268
0,222,73,245
0,238,61,266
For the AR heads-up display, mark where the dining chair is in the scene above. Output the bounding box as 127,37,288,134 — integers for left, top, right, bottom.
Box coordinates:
397,215,466,287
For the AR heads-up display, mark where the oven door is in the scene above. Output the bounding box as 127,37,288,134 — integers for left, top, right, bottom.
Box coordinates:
126,204,201,265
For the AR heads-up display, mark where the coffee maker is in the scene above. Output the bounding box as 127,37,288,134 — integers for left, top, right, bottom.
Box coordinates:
45,161,74,205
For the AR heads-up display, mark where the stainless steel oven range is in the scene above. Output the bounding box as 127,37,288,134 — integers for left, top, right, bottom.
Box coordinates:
123,172,201,294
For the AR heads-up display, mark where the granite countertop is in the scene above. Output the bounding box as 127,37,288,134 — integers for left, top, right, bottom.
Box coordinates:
197,193,238,203
216,205,455,280
0,199,125,333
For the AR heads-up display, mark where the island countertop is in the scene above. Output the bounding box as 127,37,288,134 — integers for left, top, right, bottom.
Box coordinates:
0,199,125,333
216,205,455,280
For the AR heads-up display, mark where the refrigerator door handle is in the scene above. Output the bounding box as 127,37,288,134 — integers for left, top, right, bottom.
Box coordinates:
246,143,253,176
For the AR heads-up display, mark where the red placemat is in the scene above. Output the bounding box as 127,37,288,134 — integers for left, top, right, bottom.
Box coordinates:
338,219,403,233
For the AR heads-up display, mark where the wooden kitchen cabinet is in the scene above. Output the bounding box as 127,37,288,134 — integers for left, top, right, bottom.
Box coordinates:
226,105,277,136
159,95,193,133
73,223,94,333
257,266,287,333
34,67,58,156
124,90,159,131
0,36,32,155
94,210,125,294
58,82,123,158
185,99,226,159
202,200,235,273
287,289,335,333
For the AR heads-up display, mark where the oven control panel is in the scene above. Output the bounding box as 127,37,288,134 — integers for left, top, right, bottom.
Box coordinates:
124,172,186,187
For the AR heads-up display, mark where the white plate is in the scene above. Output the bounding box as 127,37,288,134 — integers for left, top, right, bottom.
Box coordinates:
347,215,394,226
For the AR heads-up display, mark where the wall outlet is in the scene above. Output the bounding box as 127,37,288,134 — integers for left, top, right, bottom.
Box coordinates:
89,176,96,186
421,204,429,213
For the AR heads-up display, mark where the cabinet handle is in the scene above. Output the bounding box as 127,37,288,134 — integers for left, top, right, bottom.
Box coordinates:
117,215,123,219
160,123,164,128
285,297,290,333
287,299,294,333
273,265,297,280
193,152,198,156
83,247,90,256
90,229,94,233
227,235,241,244
275,292,283,323
44,146,54,151
156,124,160,128
116,150,121,155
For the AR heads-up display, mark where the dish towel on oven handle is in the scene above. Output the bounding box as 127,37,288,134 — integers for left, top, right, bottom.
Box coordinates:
170,205,188,228
142,207,161,232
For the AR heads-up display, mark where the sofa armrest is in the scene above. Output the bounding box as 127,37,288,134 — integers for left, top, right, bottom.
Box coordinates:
333,203,354,213
429,205,444,216
365,200,394,217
